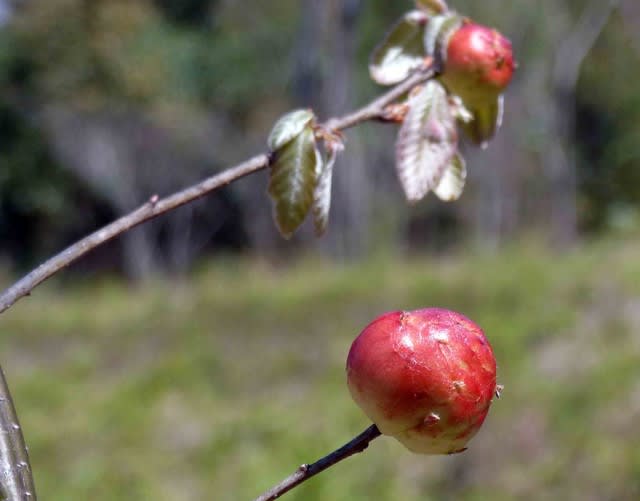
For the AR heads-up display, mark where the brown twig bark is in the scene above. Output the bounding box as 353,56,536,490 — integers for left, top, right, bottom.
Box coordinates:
254,425,382,501
0,64,433,501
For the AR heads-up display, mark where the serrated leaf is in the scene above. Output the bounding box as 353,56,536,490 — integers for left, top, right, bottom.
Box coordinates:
268,127,320,238
267,109,315,151
433,153,466,201
396,80,458,203
459,95,504,147
415,0,448,15
312,147,338,237
369,11,428,86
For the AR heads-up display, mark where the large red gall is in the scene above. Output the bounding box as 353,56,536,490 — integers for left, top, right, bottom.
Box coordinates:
346,308,497,454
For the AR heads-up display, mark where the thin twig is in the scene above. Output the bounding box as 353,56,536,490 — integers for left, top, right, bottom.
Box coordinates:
0,64,433,501
254,425,382,501
0,153,269,316
0,65,433,316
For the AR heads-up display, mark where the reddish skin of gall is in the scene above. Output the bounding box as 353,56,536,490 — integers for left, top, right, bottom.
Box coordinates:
442,22,515,95
346,308,497,454
438,22,515,144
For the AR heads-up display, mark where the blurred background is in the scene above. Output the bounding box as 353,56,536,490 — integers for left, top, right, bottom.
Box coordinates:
0,0,639,499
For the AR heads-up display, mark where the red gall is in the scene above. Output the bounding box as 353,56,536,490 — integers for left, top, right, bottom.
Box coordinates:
346,308,498,454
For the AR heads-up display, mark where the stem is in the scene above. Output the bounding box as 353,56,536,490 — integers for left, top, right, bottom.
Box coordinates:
254,425,382,501
0,368,36,500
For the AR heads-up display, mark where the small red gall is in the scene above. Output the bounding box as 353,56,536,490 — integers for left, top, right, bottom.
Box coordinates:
440,22,515,99
346,308,498,454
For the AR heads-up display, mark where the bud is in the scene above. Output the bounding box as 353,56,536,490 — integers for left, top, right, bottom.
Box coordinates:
346,308,497,454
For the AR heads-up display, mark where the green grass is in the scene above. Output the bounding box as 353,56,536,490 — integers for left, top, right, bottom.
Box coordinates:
1,237,640,500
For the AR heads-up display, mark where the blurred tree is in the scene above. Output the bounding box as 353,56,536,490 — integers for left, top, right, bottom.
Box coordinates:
0,103,108,269
154,0,217,27
292,0,371,258
1,0,267,277
1,0,640,277
578,1,640,232
544,0,618,246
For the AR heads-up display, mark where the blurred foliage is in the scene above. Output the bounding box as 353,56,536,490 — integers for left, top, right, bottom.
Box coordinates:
154,0,216,27
578,10,640,229
0,101,107,268
1,3,640,498
2,239,640,499
7,0,297,111
0,0,640,266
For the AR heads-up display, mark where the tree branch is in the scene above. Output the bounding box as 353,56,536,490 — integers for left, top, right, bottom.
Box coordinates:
0,367,36,501
0,65,433,316
254,425,382,501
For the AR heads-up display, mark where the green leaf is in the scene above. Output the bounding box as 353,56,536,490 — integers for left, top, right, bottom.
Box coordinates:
433,152,466,201
459,95,504,147
268,126,321,238
267,109,315,151
395,80,458,203
369,11,428,86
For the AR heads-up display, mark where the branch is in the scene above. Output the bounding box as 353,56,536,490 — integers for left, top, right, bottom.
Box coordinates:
254,425,382,501
0,153,269,316
0,65,433,316
0,367,36,501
